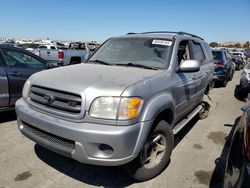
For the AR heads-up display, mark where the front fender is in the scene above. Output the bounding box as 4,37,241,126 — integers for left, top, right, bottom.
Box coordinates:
140,93,175,127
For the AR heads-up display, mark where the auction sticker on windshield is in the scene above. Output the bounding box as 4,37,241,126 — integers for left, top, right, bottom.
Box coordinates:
152,40,172,46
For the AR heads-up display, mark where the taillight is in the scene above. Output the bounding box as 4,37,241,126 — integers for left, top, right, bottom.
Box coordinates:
214,62,225,68
58,51,64,59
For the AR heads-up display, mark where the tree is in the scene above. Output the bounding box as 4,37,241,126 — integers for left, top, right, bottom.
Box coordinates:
243,41,250,48
234,43,241,48
209,42,218,48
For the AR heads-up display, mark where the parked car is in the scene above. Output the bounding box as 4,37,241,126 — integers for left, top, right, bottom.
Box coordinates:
244,49,250,60
38,44,57,50
232,51,247,65
232,55,244,70
29,45,89,66
223,94,250,187
16,31,214,181
0,44,53,111
212,49,235,87
237,62,250,99
19,43,40,50
69,42,98,55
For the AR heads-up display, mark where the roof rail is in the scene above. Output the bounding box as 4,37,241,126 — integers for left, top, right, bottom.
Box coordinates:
177,31,204,41
126,32,137,35
126,31,204,40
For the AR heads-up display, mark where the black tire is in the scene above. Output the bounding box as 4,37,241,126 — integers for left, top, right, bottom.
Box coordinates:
198,102,210,119
224,131,245,188
222,77,228,87
123,120,174,181
229,71,234,81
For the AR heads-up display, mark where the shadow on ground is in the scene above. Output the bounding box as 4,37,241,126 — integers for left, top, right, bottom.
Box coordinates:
209,116,241,188
174,115,199,147
0,110,16,124
35,144,134,187
34,115,201,187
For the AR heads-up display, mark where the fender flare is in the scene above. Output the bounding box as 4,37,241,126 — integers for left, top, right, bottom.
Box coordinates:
133,93,175,154
140,93,175,127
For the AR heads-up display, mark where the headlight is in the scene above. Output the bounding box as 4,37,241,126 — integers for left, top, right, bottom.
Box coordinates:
89,97,120,119
22,80,31,99
89,97,143,120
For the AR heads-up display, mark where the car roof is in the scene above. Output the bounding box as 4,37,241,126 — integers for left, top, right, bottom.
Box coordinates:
111,31,204,41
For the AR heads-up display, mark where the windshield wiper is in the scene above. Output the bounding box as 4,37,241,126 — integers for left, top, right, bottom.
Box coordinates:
114,62,158,70
88,59,111,65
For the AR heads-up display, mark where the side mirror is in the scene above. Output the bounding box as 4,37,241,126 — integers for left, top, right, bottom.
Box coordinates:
179,60,200,72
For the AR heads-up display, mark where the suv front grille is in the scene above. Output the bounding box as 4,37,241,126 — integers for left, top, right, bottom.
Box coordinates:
21,121,75,155
29,86,82,116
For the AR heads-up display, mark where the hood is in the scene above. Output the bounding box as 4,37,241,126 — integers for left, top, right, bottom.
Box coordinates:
30,63,162,98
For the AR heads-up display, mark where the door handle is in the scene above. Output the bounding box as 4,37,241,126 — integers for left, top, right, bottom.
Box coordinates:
9,71,21,76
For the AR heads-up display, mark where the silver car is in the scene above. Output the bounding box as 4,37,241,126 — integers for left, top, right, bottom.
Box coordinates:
16,31,214,181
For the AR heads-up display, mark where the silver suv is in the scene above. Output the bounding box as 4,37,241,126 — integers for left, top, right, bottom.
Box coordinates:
16,31,214,181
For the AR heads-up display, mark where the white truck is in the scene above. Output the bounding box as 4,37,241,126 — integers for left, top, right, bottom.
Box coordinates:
29,43,92,66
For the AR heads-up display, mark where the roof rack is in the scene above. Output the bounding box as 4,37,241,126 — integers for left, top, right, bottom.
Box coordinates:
126,31,204,41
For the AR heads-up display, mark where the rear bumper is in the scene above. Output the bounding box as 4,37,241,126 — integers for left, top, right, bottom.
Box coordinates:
15,98,153,166
214,74,227,82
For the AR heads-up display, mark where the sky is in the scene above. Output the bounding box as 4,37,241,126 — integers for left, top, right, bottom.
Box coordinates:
0,0,249,43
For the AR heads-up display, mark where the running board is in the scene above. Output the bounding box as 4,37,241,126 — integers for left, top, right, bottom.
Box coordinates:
173,105,203,134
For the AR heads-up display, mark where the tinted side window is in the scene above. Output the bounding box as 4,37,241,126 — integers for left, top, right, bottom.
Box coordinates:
2,49,45,69
193,42,205,63
50,46,56,49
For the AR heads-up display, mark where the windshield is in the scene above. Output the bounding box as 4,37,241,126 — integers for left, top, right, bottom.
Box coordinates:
88,37,173,69
212,51,222,60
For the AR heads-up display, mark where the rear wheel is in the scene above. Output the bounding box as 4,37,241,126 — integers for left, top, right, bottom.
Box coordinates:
229,71,234,81
123,120,174,181
198,102,210,119
222,77,228,87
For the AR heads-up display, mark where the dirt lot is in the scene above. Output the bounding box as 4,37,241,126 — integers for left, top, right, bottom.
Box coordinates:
0,71,244,188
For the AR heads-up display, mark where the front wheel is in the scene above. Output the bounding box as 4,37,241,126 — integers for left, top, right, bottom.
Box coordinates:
123,120,174,181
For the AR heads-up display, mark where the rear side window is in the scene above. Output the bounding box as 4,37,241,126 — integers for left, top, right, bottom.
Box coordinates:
50,46,56,49
193,42,205,63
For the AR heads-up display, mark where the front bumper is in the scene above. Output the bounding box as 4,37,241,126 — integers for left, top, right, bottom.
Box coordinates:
16,99,153,166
